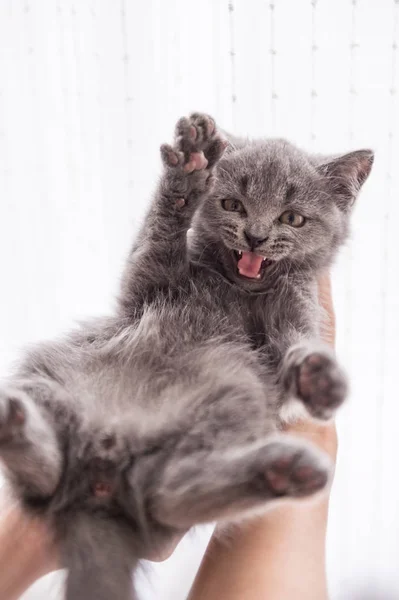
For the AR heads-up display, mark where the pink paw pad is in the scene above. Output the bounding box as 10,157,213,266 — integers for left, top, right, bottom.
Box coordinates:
205,118,215,136
297,352,347,419
189,125,197,140
160,112,226,175
265,468,290,493
167,151,179,166
264,446,329,498
183,152,208,172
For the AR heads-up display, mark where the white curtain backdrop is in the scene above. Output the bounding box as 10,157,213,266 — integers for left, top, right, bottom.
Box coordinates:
0,1,398,598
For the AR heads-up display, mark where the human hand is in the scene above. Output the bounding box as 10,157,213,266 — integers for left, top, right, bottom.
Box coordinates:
0,490,58,600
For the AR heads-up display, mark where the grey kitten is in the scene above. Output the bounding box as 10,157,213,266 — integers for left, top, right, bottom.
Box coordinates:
0,113,373,600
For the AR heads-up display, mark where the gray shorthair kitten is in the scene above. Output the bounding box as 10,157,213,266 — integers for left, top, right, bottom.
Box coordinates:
0,113,373,599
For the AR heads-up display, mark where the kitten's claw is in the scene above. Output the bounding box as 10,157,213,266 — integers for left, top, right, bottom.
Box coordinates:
297,352,347,420
183,152,208,173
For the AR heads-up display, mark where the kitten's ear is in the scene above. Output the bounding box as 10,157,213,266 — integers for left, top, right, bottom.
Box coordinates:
317,149,374,210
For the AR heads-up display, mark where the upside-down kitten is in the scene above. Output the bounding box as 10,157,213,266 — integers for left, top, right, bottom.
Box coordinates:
0,113,373,599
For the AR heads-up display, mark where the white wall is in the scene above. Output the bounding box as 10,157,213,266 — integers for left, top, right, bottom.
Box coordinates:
0,1,398,598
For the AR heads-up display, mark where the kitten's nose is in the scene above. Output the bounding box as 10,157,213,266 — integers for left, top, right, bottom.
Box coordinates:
244,230,268,250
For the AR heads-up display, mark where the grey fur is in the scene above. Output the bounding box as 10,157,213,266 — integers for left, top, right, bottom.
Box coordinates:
0,113,373,599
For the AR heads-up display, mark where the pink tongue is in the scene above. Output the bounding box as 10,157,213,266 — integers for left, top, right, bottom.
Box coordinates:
237,252,264,278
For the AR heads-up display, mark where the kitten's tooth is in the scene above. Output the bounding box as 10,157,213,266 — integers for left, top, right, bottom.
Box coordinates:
256,274,261,279
238,250,243,256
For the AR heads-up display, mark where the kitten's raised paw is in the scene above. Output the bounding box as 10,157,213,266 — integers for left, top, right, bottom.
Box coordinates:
160,112,227,174
297,353,347,420
0,391,27,444
263,439,330,498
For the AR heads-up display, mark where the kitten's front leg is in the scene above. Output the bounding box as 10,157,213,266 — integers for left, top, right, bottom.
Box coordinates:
0,387,61,497
280,341,348,421
119,113,227,311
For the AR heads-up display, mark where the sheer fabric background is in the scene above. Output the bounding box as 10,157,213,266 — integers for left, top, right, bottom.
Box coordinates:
0,1,397,598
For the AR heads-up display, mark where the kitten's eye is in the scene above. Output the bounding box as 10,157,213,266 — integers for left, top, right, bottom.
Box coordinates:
279,211,305,227
222,199,244,213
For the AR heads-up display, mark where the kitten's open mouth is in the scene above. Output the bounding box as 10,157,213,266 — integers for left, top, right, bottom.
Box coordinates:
233,250,274,279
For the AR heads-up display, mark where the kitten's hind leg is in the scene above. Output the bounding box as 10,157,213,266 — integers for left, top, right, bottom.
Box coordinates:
0,387,61,496
151,436,331,529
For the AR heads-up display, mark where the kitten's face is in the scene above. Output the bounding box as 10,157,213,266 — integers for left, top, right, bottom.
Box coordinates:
196,140,373,290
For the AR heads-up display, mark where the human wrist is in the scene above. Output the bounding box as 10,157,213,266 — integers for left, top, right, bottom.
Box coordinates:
285,420,338,462
0,498,57,599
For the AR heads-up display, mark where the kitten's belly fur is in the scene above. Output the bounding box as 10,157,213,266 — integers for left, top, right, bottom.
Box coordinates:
21,296,274,455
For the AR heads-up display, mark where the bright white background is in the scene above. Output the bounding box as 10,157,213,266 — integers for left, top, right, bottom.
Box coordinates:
0,1,398,598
